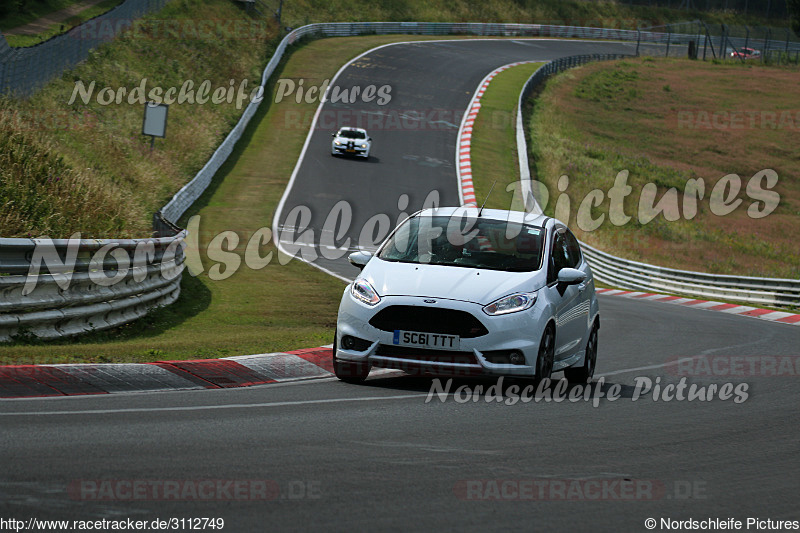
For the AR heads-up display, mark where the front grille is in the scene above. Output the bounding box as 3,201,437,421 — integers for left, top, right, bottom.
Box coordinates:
374,345,478,365
369,306,488,338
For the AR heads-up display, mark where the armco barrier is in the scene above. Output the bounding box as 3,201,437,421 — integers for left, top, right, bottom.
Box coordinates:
513,56,800,308
581,243,800,307
0,213,185,342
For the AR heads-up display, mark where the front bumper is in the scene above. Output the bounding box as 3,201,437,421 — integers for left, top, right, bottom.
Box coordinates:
336,292,546,378
332,144,369,157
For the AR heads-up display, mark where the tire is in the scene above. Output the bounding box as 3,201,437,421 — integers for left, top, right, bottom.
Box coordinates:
332,331,370,384
533,324,555,387
565,322,598,384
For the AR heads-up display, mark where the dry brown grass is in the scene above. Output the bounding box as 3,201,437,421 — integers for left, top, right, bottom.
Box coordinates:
528,57,799,279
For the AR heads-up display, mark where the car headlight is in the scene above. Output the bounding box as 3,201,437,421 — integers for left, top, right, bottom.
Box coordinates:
334,141,341,145
483,293,536,316
361,143,367,148
351,278,380,306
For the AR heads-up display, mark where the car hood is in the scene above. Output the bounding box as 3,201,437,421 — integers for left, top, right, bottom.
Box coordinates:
361,258,545,305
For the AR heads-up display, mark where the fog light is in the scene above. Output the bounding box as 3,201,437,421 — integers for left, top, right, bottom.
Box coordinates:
340,335,371,351
342,336,357,350
509,351,525,365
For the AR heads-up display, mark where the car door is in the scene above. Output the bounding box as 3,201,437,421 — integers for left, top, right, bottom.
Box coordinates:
563,228,592,345
543,227,585,361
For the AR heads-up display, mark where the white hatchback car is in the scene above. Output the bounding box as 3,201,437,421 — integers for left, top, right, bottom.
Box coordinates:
334,207,600,384
331,127,371,158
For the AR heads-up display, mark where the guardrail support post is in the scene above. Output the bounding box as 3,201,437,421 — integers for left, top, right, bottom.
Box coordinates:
744,25,750,53
785,29,790,60
666,28,671,57
636,29,641,56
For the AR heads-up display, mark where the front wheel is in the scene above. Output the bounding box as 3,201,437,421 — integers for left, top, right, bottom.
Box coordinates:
332,331,370,384
533,324,555,387
565,322,598,383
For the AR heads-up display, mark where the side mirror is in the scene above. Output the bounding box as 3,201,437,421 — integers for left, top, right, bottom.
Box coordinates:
348,251,373,270
557,268,586,286
331,133,336,137
368,137,373,142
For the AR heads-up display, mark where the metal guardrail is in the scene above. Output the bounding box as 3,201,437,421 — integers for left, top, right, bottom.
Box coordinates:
581,243,800,307
0,213,185,342
514,55,800,308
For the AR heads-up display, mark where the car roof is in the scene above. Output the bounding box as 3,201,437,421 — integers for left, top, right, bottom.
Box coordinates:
416,206,551,228
337,127,367,133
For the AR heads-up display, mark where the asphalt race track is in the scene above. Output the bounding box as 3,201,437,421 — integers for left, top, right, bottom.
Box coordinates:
275,39,634,280
3,39,799,532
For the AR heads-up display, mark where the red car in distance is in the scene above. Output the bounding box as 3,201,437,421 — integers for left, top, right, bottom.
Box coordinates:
731,47,761,59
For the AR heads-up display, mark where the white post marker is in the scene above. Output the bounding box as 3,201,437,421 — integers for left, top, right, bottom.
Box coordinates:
142,101,168,151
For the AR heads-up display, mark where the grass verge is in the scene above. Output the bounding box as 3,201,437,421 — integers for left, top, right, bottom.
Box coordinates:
3,0,123,47
1,0,276,238
1,0,94,31
469,62,543,211
525,57,799,279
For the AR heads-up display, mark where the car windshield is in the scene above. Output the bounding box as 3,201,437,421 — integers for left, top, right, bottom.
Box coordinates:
377,215,545,272
338,129,366,139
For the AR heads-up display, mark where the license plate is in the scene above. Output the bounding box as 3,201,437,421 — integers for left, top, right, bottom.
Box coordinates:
346,149,356,153
393,330,460,350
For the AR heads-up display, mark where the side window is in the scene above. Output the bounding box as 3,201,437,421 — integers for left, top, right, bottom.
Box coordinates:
548,231,569,283
563,229,582,269
555,233,571,271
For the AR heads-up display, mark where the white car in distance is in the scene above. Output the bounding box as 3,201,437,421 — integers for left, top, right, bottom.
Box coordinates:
331,127,371,159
